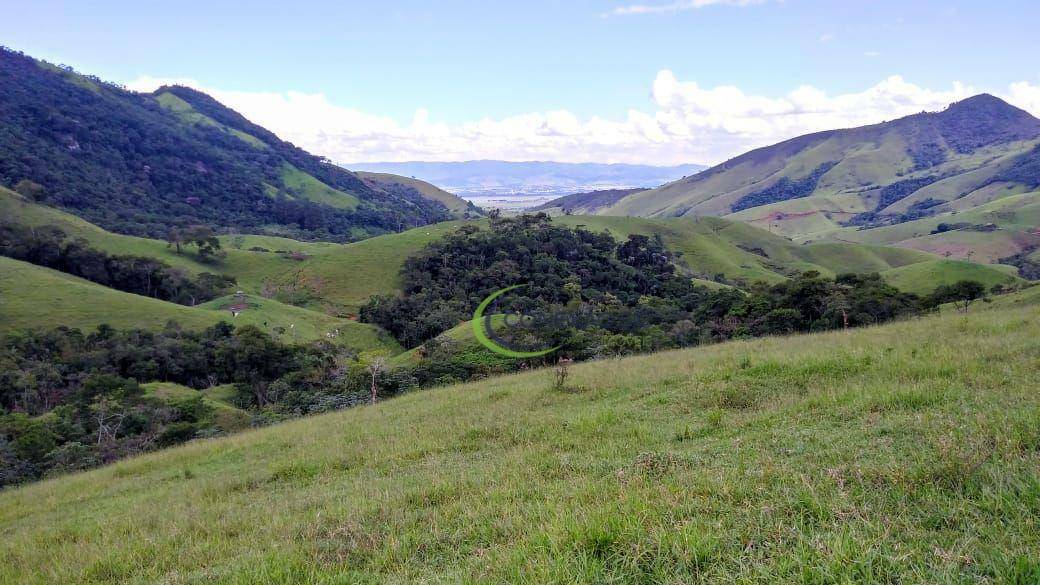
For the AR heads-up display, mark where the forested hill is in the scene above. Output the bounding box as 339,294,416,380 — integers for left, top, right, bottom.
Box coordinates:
0,47,467,241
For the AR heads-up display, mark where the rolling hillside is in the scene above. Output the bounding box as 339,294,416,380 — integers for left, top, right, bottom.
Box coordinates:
356,171,481,217
0,47,469,241
141,382,251,433
825,190,1040,263
3,293,1038,582
3,186,1020,326
276,214,1021,309
548,215,1020,291
0,256,398,351
582,95,1040,250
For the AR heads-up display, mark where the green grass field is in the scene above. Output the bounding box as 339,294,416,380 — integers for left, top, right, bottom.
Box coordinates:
279,163,361,210
0,256,399,351
2,292,1038,583
142,382,252,433
155,91,268,149
825,191,1040,263
0,186,319,294
879,259,1023,295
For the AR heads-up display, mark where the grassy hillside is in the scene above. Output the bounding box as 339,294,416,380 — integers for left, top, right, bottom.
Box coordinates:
0,256,398,351
279,163,360,210
293,221,472,312
142,382,252,433
879,259,1022,295
4,187,1018,314
0,185,331,293
0,256,217,332
3,297,1038,582
0,186,465,313
154,90,267,149
825,191,1040,263
550,215,977,287
589,96,1040,253
356,171,478,217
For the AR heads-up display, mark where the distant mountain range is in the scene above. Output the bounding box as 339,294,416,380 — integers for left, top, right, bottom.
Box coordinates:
540,94,1040,267
0,47,476,242
345,160,707,198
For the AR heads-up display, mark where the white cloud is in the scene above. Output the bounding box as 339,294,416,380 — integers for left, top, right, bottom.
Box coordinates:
606,0,766,16
1007,81,1040,115
124,74,1040,167
818,32,835,43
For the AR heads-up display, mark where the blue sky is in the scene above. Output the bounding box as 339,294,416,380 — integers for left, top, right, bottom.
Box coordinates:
3,0,1039,164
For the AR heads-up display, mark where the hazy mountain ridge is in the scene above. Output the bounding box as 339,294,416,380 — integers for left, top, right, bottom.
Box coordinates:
346,160,706,197
532,188,648,214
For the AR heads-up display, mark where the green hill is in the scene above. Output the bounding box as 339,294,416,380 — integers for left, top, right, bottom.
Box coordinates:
547,215,1019,289
356,171,481,217
141,382,251,433
0,256,398,350
1,186,460,313
0,47,455,240
288,214,956,307
3,296,1038,582
879,259,1022,295
3,187,1020,319
823,190,1040,263
573,95,1040,252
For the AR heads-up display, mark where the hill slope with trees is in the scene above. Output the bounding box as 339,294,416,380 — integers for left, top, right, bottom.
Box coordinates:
0,47,473,242
580,95,1040,256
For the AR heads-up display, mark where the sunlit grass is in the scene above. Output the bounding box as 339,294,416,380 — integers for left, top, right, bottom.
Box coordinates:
2,296,1039,583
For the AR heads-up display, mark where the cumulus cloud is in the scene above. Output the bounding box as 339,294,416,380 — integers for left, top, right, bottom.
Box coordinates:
124,74,1040,167
606,0,767,16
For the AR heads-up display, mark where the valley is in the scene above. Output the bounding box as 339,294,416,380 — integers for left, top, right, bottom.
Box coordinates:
2,22,1040,583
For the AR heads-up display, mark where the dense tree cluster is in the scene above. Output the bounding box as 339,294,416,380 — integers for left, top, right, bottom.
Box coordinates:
999,249,1040,280
923,280,988,312
994,143,1040,188
908,140,947,170
0,322,345,485
730,162,838,213
361,213,701,348
362,214,925,357
0,47,450,241
874,175,943,211
0,222,235,305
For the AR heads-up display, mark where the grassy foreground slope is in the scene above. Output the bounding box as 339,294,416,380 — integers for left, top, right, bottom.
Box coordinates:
2,300,1039,582
0,257,398,350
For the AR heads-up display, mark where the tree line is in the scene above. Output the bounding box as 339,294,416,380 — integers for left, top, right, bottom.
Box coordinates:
0,222,235,305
